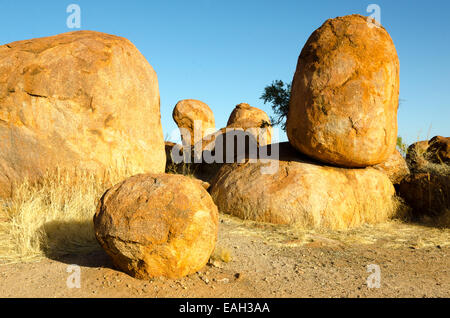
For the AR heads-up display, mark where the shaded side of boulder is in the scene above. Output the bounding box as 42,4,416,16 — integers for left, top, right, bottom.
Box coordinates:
286,14,399,167
0,31,165,197
94,173,219,279
164,141,188,174
398,172,450,226
210,143,397,230
425,136,450,165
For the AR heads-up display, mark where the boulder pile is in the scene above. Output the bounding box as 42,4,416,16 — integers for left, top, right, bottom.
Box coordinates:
170,102,271,183
210,14,402,229
3,14,446,283
373,149,410,185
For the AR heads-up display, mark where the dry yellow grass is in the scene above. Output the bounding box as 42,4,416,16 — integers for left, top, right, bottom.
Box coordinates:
0,163,143,264
220,213,450,250
210,245,233,263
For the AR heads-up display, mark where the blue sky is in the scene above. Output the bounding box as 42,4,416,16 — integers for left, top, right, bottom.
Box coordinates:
1,0,449,146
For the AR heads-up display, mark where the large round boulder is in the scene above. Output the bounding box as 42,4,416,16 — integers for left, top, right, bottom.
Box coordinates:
210,143,397,230
286,14,400,167
94,173,219,279
0,31,165,197
172,99,215,147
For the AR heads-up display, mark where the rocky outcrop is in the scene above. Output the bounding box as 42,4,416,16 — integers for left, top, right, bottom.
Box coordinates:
406,140,430,173
426,136,450,165
406,136,450,173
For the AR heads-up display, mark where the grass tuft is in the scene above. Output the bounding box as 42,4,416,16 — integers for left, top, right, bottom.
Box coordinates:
0,163,142,264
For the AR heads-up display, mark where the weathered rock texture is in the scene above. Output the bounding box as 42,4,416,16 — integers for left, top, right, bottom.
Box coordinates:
286,14,400,167
172,99,215,146
210,143,397,230
94,173,219,279
373,149,410,184
0,31,165,197
226,103,272,146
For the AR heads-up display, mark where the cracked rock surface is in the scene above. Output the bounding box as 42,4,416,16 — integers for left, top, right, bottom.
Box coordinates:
286,14,400,167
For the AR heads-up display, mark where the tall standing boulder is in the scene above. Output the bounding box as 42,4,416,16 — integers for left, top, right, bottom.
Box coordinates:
286,14,400,167
94,173,219,279
172,99,215,147
0,31,166,197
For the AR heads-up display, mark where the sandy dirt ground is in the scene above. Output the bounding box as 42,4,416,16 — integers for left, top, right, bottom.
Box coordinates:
0,214,449,298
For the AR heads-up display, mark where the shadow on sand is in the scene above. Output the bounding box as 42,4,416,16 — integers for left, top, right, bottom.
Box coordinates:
37,219,114,269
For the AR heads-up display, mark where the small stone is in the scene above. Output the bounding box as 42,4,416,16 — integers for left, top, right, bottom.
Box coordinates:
234,273,243,280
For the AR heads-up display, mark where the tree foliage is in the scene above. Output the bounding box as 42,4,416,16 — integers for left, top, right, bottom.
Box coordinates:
260,80,291,131
396,136,408,157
